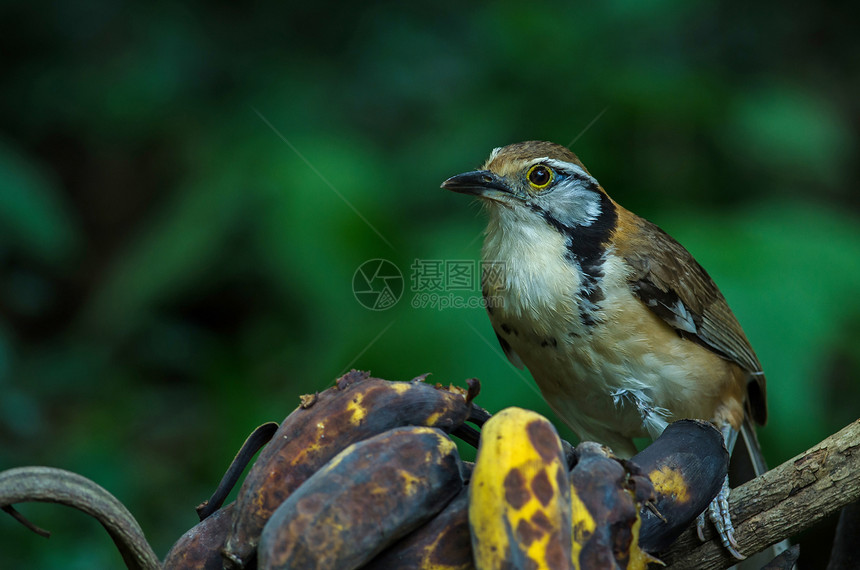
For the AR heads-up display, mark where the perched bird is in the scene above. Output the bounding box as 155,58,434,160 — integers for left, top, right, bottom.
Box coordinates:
442,141,768,559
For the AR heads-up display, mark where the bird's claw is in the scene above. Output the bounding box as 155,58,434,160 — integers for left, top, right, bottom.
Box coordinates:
695,511,707,542
696,475,745,560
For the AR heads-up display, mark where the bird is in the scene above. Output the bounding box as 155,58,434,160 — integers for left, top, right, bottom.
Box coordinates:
442,140,768,559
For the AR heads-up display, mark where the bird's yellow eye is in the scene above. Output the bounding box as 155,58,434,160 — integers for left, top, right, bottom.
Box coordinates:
527,164,553,189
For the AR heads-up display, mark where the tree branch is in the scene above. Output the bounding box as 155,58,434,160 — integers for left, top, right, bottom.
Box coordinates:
662,418,860,570
0,467,161,570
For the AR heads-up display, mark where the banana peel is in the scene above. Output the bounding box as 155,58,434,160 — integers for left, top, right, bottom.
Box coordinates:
365,486,473,570
633,419,729,553
469,407,572,570
222,371,476,567
257,426,464,570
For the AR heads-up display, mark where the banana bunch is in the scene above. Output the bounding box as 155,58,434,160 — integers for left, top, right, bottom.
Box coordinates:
166,370,480,569
468,410,728,570
2,370,729,569
162,372,728,570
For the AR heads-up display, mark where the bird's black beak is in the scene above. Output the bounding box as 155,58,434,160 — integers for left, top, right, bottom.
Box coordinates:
441,170,512,199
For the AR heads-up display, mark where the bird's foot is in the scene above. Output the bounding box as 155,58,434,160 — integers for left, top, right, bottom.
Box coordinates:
696,475,745,560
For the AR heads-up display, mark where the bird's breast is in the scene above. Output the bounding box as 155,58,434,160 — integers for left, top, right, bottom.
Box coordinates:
484,239,741,452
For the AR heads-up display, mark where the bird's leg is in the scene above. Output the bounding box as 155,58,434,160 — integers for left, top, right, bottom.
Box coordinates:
696,423,744,559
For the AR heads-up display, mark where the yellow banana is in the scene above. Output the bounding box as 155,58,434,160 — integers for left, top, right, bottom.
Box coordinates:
469,407,572,569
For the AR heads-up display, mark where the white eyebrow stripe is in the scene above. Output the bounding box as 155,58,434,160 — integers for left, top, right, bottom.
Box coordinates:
526,156,552,167
538,158,597,185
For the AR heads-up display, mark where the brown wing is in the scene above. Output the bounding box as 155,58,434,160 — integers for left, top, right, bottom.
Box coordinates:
620,215,767,425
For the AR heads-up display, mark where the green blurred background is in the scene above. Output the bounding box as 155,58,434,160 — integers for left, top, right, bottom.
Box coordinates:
2,1,859,567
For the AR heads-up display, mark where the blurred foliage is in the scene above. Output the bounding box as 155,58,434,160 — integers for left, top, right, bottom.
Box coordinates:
1,0,859,567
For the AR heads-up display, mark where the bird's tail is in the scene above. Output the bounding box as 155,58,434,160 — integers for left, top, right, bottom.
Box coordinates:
729,415,769,485
730,416,793,569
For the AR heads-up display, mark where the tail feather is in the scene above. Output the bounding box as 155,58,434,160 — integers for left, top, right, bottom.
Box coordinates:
729,416,769,486
729,416,793,569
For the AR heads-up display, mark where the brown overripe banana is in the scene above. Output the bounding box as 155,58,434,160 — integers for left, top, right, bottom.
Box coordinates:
364,486,473,570
257,426,464,570
163,502,235,570
222,370,476,567
568,442,657,570
633,419,728,553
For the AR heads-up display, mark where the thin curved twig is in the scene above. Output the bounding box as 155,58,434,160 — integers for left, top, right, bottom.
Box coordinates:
0,466,161,570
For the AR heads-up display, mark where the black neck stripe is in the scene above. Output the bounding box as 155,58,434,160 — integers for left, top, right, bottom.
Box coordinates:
527,177,617,282
526,177,616,327
566,188,617,280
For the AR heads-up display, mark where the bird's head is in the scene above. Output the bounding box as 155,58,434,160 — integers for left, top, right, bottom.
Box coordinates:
442,141,610,231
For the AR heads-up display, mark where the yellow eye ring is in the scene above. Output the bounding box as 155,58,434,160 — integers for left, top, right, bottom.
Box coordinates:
527,164,553,189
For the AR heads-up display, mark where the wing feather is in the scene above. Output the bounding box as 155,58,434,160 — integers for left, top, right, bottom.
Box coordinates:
621,216,767,424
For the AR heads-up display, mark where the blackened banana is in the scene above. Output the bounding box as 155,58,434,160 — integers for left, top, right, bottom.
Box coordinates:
163,502,235,570
257,426,464,570
222,370,476,568
633,419,728,552
569,442,657,570
364,486,473,570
